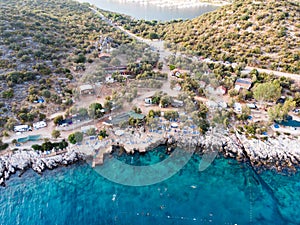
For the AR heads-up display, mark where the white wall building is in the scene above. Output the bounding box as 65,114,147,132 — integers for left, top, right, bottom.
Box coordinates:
33,121,47,129
14,125,32,132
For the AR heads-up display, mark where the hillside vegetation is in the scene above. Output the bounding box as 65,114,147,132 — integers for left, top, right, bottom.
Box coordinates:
0,0,130,73
116,0,300,73
162,0,300,72
0,0,131,132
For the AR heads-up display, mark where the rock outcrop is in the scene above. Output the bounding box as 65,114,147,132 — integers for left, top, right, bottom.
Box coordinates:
162,128,300,173
0,150,85,187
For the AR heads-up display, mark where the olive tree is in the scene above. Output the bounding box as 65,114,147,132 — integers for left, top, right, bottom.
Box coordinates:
253,81,282,103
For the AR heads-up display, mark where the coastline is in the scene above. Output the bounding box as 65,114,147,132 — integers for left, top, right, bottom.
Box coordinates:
0,149,85,187
112,0,230,8
79,125,300,173
98,127,300,173
1,128,300,187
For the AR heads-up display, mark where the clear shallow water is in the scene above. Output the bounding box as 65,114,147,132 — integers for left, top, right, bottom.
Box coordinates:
1,146,300,225
78,0,219,21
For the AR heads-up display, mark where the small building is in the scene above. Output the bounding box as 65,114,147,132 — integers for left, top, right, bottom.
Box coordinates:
218,101,228,108
206,100,218,108
170,69,189,78
105,75,115,83
171,99,184,108
203,58,212,63
199,81,206,88
104,66,127,74
206,101,227,109
174,83,182,91
98,53,111,60
216,86,227,95
33,121,47,129
171,122,179,128
79,84,94,95
115,130,125,136
235,78,252,91
205,85,215,94
14,125,32,132
144,98,152,105
234,103,242,113
247,103,257,109
127,111,145,120
231,63,238,68
106,111,145,126
136,57,142,64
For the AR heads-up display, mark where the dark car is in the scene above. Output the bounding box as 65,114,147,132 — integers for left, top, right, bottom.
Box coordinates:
276,97,286,104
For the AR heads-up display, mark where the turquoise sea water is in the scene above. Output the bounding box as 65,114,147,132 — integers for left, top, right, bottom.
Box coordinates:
1,146,300,225
78,0,219,21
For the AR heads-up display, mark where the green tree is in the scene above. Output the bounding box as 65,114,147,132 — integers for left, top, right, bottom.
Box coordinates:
88,103,104,119
253,81,282,103
157,62,163,70
41,141,53,151
0,139,8,151
51,130,61,139
198,102,209,118
294,92,300,107
58,139,68,150
53,115,64,125
148,109,155,118
191,111,210,134
268,99,296,121
32,144,42,151
240,105,251,120
163,111,179,120
169,64,176,70
75,53,86,63
86,128,96,136
149,32,159,40
78,108,88,118
159,95,171,108
132,106,142,114
104,100,113,111
12,139,17,145
42,90,51,98
2,88,14,98
228,89,238,97
128,117,136,126
5,118,17,131
68,131,83,144
98,129,108,138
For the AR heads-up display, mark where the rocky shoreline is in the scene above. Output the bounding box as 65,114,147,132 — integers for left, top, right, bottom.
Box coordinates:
0,150,85,187
112,128,300,173
166,129,300,173
1,130,300,187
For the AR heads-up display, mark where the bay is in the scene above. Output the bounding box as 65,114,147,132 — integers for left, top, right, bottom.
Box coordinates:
77,0,219,21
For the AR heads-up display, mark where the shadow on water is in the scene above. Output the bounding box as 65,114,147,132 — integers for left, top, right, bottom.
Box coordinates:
240,154,287,224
